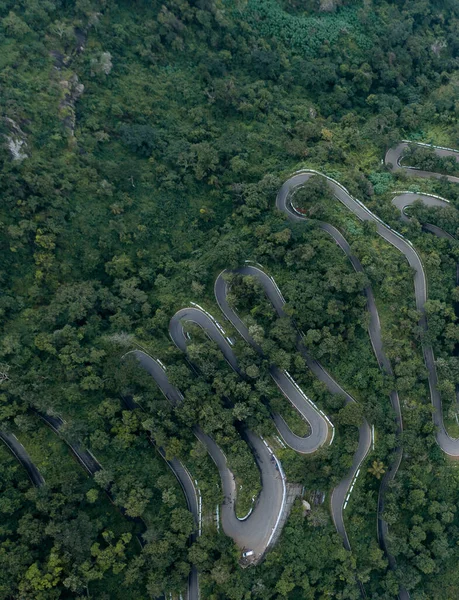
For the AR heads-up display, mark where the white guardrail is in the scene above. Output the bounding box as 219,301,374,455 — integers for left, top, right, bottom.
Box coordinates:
343,467,361,511
402,139,459,155
288,168,429,299
261,436,287,549
392,190,451,205
190,302,227,336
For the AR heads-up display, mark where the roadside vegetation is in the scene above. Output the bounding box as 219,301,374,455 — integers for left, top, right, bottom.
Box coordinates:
3,0,459,598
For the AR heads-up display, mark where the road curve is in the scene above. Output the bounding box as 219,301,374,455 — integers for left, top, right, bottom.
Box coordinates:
172,305,329,454
276,172,408,600
392,192,451,224
213,272,331,453
215,265,371,552
0,430,45,487
195,427,286,560
392,190,459,414
36,412,102,476
392,192,457,270
168,309,287,561
385,143,459,457
123,350,200,600
391,190,457,274
385,141,459,183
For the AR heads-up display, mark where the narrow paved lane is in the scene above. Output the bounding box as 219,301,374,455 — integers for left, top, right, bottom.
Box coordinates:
195,427,286,559
168,309,288,561
386,142,459,183
392,192,451,223
0,431,44,487
214,270,331,454
171,306,330,453
276,171,408,600
386,142,459,457
124,350,200,600
215,265,371,551
36,412,101,476
123,352,200,531
124,144,459,598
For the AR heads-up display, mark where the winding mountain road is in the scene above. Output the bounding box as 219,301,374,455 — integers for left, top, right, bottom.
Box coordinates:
128,345,289,596
125,142,459,599
36,412,102,476
215,265,371,552
171,306,329,453
195,427,286,560
0,430,44,487
386,142,459,457
214,270,333,452
386,141,459,183
392,192,452,223
276,171,408,599
6,140,459,600
123,350,200,600
168,309,288,560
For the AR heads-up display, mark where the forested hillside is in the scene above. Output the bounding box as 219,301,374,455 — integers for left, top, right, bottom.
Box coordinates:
2,0,459,599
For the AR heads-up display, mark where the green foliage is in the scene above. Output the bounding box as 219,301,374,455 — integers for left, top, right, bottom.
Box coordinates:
119,124,160,158
368,171,393,195
244,1,373,59
402,144,459,175
2,0,459,597
291,175,334,212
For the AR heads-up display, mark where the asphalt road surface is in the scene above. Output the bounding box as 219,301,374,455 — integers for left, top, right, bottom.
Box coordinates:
126,143,459,598
6,142,459,600
386,142,459,183
36,412,102,476
276,171,408,600
169,309,287,561
128,344,287,595
386,143,459,457
124,350,200,600
0,430,45,487
195,427,286,560
171,306,329,452
215,265,371,551
214,269,331,454
392,192,452,224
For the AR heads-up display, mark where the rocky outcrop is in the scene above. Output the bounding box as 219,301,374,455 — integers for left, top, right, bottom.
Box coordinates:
4,117,27,161
59,74,84,137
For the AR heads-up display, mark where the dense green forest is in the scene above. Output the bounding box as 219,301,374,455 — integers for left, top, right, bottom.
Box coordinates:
3,0,459,598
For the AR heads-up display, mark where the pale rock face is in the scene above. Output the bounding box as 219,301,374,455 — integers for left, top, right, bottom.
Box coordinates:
4,118,27,161
100,52,113,75
319,0,340,12
7,137,27,161
431,40,447,56
59,74,85,136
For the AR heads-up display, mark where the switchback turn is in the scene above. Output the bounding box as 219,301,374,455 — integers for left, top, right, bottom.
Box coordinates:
0,430,44,487
277,170,408,599
214,265,371,552
386,142,459,457
169,308,288,561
